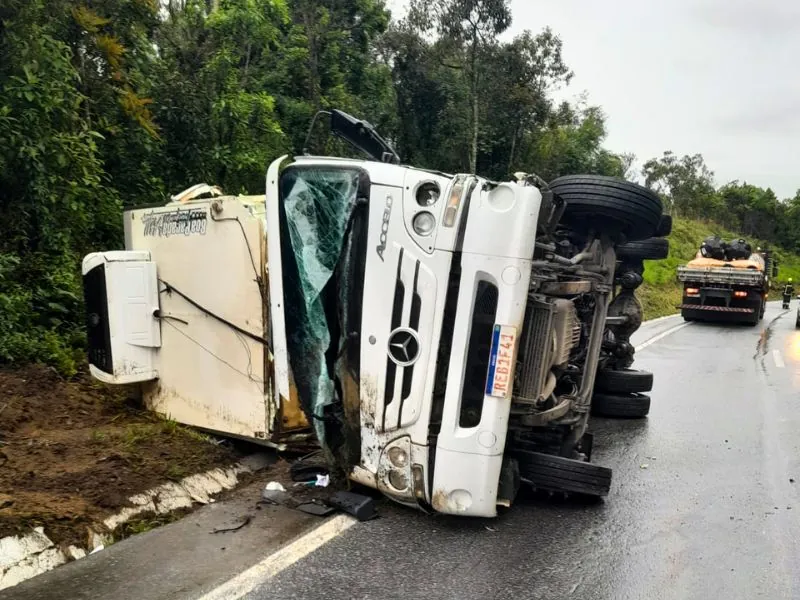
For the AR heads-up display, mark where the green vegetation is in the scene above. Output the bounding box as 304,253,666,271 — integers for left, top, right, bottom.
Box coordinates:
114,510,190,541
1,0,799,371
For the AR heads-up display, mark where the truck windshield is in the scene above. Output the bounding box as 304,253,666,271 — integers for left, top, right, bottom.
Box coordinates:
278,165,367,449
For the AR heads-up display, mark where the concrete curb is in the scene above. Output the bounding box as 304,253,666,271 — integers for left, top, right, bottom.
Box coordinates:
0,452,272,591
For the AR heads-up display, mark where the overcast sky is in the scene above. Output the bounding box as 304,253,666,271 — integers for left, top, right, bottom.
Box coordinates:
386,0,800,198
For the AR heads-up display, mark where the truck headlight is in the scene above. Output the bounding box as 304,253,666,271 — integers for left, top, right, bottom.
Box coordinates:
415,182,440,207
388,470,409,491
413,211,436,236
388,447,408,468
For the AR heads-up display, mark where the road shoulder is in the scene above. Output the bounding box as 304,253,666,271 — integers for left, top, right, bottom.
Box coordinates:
1,472,323,600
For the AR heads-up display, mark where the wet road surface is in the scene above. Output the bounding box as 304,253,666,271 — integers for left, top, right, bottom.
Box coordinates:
247,304,800,600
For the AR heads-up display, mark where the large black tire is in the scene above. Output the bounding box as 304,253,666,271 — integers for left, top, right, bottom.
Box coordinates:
549,175,663,242
616,238,669,261
592,392,651,418
749,300,762,326
656,214,673,237
595,368,654,394
515,451,612,497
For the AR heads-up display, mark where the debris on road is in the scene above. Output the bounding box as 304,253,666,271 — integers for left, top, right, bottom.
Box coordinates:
295,502,337,517
265,482,287,492
261,489,290,505
210,515,252,534
328,491,378,522
289,453,330,483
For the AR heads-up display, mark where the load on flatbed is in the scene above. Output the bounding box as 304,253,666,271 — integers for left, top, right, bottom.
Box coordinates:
677,236,776,325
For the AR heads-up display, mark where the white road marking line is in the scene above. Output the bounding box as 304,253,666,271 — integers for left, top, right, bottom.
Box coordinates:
641,313,682,326
197,514,357,600
635,322,691,352
773,349,785,368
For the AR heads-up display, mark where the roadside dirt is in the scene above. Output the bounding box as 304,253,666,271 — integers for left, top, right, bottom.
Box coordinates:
0,365,242,548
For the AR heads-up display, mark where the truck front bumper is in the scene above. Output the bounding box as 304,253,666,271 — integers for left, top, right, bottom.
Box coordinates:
428,252,532,516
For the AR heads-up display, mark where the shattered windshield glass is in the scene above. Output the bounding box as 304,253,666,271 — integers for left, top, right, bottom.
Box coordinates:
278,166,361,444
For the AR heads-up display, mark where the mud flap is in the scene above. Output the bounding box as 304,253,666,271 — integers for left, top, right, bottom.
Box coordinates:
496,456,520,508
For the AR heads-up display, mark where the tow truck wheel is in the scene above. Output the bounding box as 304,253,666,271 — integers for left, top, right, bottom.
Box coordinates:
595,368,654,394
591,392,651,418
549,175,663,242
515,451,612,497
616,238,669,261
748,301,762,326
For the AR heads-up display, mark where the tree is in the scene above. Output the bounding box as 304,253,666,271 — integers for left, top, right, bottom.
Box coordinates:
407,0,511,172
642,152,717,217
478,29,572,177
524,103,627,180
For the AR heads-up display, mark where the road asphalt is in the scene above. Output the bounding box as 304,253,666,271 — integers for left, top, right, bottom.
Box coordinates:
8,304,800,599
246,304,800,600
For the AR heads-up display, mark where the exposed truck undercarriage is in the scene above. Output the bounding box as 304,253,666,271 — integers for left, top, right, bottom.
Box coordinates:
82,111,669,517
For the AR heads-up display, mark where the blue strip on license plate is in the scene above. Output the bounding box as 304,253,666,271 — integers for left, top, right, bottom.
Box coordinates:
485,324,517,398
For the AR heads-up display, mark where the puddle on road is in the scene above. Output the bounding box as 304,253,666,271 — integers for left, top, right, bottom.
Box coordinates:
754,312,786,372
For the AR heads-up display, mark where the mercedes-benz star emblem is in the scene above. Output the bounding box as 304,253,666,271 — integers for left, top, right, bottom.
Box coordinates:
387,328,420,367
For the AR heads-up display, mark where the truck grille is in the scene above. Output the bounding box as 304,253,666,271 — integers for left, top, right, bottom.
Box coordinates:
515,298,554,404
83,264,113,374
459,281,498,427
381,248,423,432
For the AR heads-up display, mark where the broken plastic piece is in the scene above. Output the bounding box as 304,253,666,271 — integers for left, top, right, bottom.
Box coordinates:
328,491,377,521
290,457,329,483
170,183,224,204
315,474,330,488
262,489,290,505
265,481,286,492
296,501,337,517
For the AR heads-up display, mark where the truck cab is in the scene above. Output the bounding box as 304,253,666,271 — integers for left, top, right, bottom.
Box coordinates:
83,111,669,517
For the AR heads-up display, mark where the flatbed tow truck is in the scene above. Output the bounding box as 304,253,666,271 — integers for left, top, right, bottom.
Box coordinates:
677,240,775,325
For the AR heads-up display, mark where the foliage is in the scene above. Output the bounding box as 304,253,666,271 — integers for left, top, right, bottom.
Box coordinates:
3,0,798,373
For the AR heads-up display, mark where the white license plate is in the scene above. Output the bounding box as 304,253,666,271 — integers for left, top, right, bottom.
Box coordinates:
485,324,517,398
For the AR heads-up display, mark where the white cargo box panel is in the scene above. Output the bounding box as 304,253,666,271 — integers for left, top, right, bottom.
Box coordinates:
82,251,161,384
123,198,271,440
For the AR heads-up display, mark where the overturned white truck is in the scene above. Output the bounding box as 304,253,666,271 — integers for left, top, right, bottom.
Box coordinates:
83,111,667,516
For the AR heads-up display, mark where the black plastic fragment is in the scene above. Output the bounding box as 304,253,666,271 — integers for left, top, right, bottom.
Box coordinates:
328,491,378,521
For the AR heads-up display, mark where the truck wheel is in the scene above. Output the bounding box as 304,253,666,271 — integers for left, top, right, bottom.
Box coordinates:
591,392,651,418
748,301,762,326
656,214,673,237
515,451,612,497
549,175,663,242
595,368,654,394
616,238,669,261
